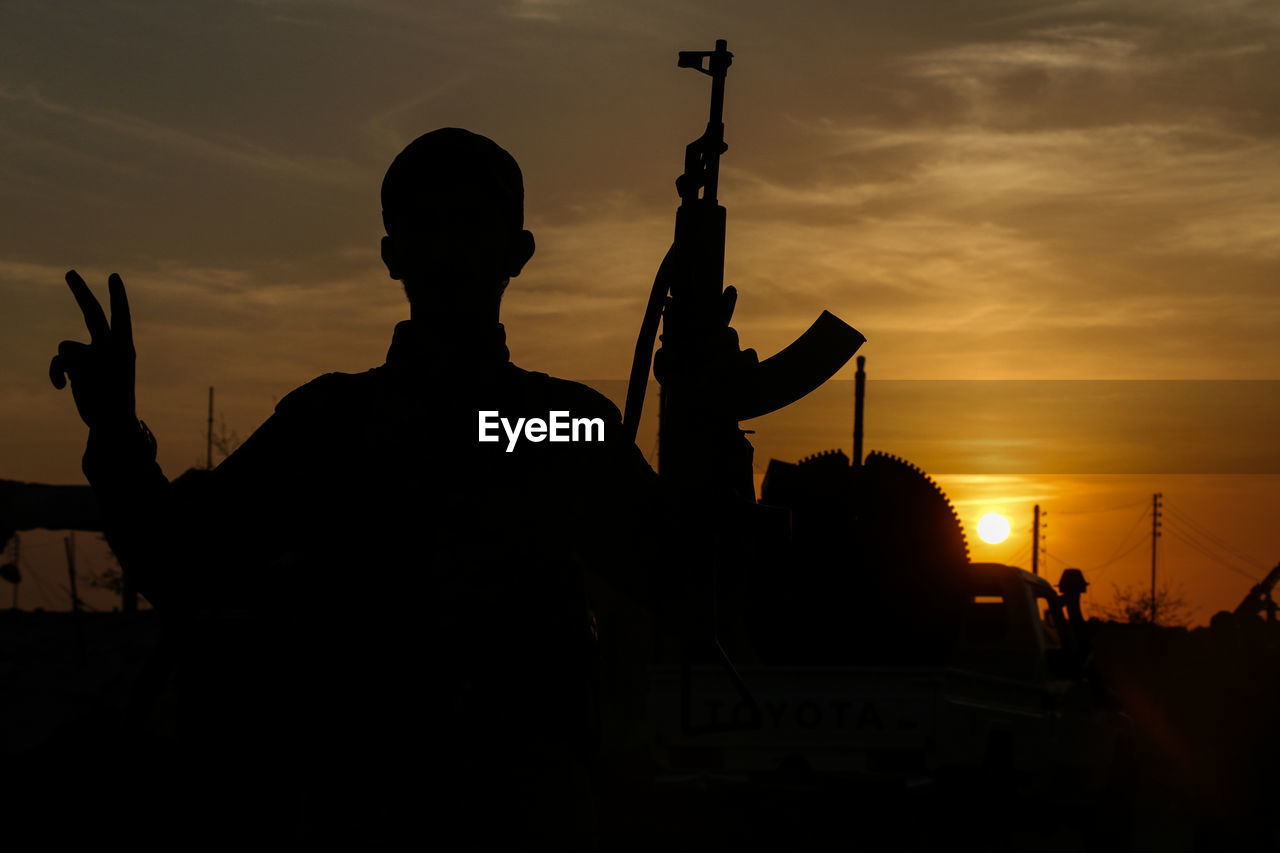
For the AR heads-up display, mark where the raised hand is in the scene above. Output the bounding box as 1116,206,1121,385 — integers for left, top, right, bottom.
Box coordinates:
49,270,137,431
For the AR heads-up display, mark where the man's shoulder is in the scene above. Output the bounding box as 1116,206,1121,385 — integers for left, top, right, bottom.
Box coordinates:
270,365,627,437
274,370,379,416
504,365,622,423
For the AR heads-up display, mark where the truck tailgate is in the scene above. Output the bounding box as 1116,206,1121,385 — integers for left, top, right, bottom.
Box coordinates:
648,665,940,774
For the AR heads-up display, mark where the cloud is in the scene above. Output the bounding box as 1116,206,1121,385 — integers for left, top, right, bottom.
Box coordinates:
909,22,1150,80
0,83,364,186
2,0,1278,498
502,0,579,23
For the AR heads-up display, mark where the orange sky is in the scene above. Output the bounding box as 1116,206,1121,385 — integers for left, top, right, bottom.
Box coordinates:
2,1,1277,621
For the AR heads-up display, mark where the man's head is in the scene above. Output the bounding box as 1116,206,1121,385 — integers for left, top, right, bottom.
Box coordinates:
380,128,535,317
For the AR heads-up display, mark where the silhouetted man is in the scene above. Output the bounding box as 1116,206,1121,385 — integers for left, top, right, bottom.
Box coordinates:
51,128,661,848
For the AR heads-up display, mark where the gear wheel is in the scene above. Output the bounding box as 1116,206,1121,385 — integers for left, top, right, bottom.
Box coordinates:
798,448,849,467
753,448,970,663
761,448,968,567
861,450,969,564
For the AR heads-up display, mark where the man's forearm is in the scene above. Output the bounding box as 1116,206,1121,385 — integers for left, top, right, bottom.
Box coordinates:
82,419,182,609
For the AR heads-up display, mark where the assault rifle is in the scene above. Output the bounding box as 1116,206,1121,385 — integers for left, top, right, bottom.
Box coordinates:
622,39,864,497
621,40,864,735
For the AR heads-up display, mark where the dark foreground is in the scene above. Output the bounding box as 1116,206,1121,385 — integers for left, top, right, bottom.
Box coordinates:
2,610,1277,851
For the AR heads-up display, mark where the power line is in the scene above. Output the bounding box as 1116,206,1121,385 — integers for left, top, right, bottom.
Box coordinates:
1006,542,1032,567
1163,514,1265,580
1034,505,1152,579
1160,511,1256,571
1097,506,1151,565
1039,504,1154,591
1163,523,1261,583
1164,503,1264,567
997,542,1032,572
1162,503,1269,571
1053,498,1151,516
1089,538,1150,579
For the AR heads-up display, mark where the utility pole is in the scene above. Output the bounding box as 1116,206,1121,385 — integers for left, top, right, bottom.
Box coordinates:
1041,511,1047,574
1032,504,1040,576
852,355,866,467
1151,492,1163,626
207,386,215,470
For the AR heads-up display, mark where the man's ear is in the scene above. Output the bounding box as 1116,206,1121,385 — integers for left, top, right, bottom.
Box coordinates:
381,235,403,281
506,229,536,279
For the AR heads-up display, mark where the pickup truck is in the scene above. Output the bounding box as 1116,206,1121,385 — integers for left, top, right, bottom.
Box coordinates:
646,562,1129,790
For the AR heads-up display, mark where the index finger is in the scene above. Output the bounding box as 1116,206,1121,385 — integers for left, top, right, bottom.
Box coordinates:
108,273,132,348
65,270,109,342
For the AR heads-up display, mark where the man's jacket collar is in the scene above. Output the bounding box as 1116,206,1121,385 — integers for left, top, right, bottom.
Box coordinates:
384,320,511,376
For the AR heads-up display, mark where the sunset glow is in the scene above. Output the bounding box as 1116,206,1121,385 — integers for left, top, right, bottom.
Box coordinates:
0,1,1275,625
977,513,1011,544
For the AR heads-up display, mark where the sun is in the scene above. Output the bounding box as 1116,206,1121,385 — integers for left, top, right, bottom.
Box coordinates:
977,513,1011,544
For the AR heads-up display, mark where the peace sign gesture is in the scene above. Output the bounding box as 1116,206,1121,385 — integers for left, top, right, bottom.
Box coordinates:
49,270,137,431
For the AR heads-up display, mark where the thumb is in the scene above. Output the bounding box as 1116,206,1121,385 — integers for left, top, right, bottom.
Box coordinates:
49,340,91,390
721,285,738,325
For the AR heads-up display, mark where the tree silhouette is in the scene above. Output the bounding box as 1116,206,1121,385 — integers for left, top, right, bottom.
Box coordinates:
1095,581,1194,627
195,411,242,470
